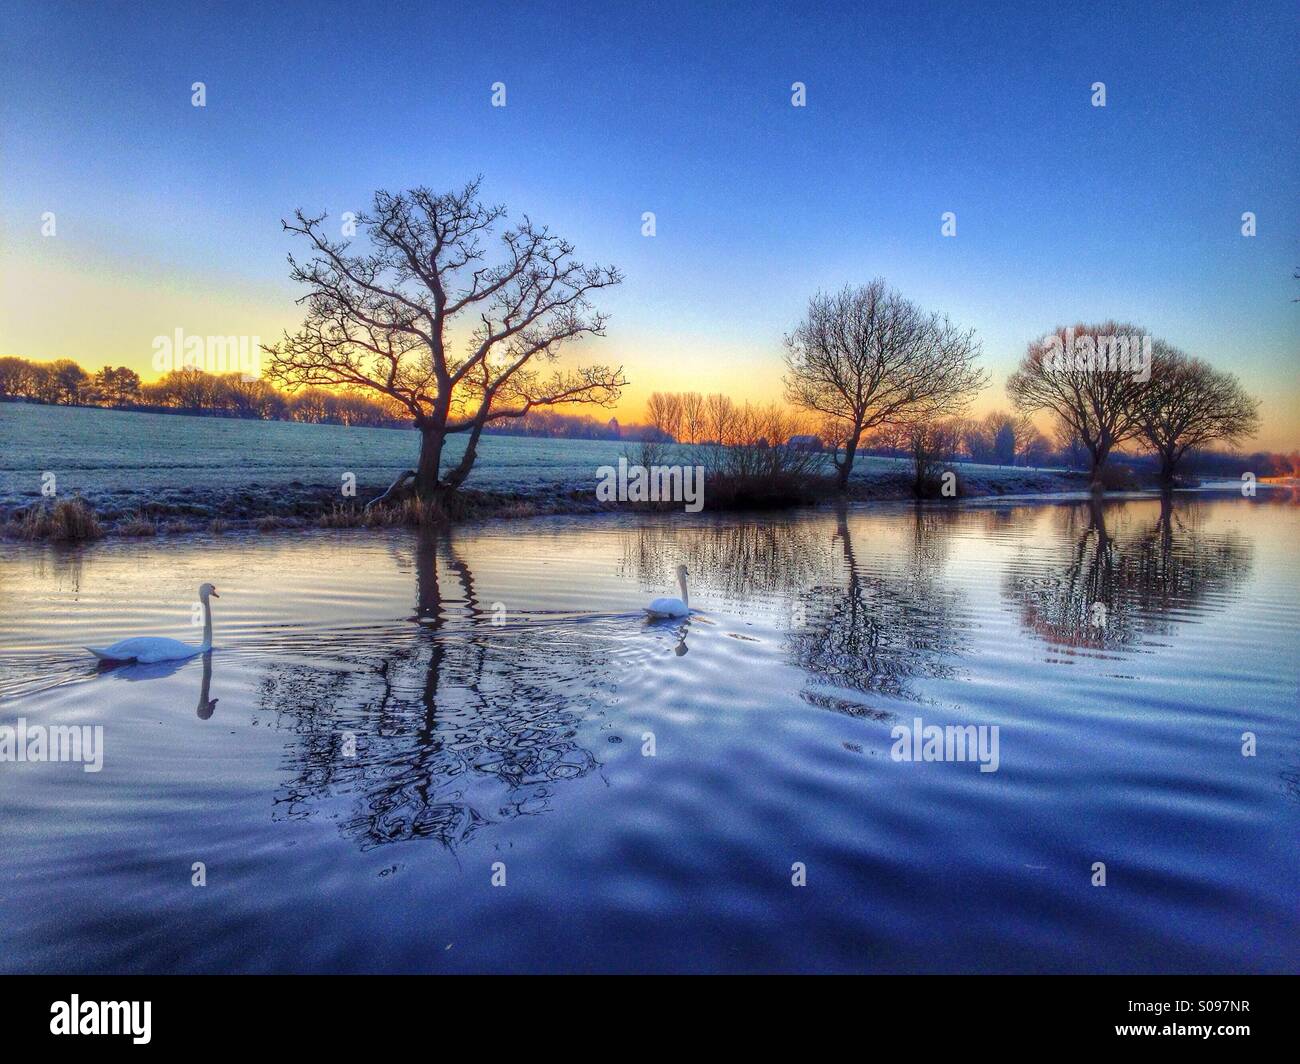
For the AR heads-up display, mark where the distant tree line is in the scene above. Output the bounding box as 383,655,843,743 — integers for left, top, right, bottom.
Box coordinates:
481,409,661,441
0,355,661,439
634,392,825,506
860,409,1297,485
0,355,405,426
641,391,817,448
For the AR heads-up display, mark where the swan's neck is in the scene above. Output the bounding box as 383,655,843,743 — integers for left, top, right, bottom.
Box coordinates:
678,574,689,608
201,599,213,647
199,652,212,708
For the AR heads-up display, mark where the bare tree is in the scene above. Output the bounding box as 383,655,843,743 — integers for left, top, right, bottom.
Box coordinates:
92,366,141,407
644,391,683,441
703,392,740,446
1053,418,1090,471
783,280,986,489
1013,415,1051,467
1006,321,1150,491
874,418,965,498
0,356,32,398
264,179,625,504
679,391,706,445
1137,346,1260,485
961,417,991,464
223,374,286,419
49,359,89,405
965,410,1020,466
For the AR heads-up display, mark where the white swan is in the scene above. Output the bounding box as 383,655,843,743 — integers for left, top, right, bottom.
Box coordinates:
645,565,691,619
86,583,220,664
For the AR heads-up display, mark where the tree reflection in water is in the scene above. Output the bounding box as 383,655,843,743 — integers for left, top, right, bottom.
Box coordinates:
788,507,966,710
621,506,970,713
618,513,839,602
257,527,606,851
1004,495,1254,654
250,496,1260,850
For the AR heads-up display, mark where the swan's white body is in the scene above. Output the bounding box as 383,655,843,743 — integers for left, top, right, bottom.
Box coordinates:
86,584,218,664
87,636,206,664
645,566,691,619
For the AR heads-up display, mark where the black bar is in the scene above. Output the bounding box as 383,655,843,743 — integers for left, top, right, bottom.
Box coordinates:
3,974,1288,1051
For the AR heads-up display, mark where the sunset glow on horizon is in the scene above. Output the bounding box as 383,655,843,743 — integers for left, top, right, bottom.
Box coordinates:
2,2,1296,447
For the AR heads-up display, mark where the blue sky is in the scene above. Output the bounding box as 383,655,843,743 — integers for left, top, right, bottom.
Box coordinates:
2,0,1297,444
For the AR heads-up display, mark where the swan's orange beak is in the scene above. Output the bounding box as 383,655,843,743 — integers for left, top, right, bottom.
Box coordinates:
210,590,219,598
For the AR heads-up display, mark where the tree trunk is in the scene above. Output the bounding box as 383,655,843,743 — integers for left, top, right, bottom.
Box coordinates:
1158,459,1174,486
1158,448,1177,486
1086,497,1109,547
1088,442,1111,493
414,425,445,499
442,419,487,493
836,432,860,490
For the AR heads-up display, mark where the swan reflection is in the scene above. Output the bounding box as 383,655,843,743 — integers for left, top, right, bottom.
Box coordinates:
654,617,691,656
196,651,217,719
99,648,219,719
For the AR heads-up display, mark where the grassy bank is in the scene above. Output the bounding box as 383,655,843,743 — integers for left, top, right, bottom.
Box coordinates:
0,464,1101,542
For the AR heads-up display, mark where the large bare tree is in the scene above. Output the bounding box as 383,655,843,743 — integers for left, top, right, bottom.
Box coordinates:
1137,345,1259,484
783,280,986,489
265,179,625,504
1006,321,1150,491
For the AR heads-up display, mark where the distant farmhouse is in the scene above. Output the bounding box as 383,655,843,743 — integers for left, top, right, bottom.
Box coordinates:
786,434,823,452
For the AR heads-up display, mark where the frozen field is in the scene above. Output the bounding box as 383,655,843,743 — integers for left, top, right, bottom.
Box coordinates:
0,403,640,508
0,402,1075,517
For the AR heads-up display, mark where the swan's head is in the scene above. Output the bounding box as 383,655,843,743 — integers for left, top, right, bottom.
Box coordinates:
199,582,219,601
676,564,689,580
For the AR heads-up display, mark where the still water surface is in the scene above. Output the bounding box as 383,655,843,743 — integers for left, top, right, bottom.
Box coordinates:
0,494,1296,972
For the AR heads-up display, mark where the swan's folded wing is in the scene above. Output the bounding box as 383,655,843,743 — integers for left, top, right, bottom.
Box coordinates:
86,636,198,663
86,637,153,661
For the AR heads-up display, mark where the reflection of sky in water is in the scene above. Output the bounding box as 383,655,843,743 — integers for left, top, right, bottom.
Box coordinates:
0,494,1296,973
